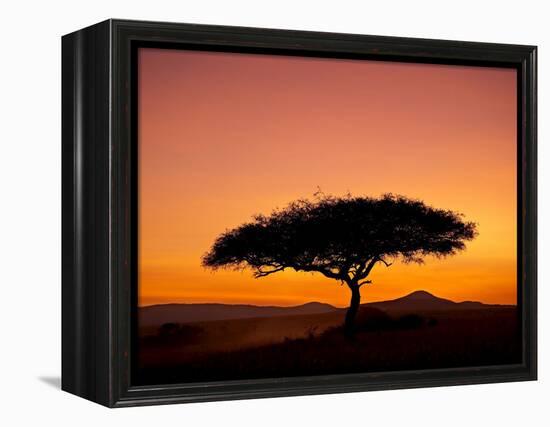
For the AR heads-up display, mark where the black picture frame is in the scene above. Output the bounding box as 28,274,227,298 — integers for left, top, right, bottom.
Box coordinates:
62,19,537,407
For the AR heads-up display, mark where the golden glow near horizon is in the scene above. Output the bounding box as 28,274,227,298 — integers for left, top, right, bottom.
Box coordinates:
138,48,517,307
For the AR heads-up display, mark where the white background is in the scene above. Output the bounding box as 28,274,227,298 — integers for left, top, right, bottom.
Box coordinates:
0,0,547,425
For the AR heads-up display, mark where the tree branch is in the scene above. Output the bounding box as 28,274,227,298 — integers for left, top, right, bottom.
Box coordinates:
318,268,342,280
339,261,352,282
354,257,379,281
351,260,367,277
379,257,393,267
351,256,393,282
291,264,342,281
358,280,372,288
254,266,285,278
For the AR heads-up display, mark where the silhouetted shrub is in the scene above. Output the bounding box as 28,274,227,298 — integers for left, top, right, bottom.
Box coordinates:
155,323,205,344
159,323,180,337
324,308,428,335
395,314,424,329
355,307,394,331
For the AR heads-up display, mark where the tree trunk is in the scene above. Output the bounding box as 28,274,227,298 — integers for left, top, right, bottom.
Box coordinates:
344,285,361,335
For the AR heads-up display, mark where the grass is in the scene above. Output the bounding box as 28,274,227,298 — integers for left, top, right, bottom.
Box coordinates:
135,307,520,385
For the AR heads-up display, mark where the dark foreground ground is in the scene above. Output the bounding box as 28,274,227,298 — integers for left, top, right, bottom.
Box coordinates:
135,305,520,385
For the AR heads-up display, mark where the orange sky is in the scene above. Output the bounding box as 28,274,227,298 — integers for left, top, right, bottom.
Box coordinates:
138,48,517,307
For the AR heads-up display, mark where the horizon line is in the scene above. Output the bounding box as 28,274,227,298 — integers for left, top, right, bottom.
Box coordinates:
138,289,517,309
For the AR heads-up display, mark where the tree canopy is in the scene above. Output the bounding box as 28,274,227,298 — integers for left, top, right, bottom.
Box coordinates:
202,193,478,288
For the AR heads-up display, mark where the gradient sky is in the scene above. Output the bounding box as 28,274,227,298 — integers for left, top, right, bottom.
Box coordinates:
138,48,517,307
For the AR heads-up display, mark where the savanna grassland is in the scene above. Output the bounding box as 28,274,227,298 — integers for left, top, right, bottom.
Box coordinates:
135,292,520,385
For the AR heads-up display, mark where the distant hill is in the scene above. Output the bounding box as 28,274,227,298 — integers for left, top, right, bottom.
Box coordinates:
139,301,337,327
365,290,510,313
139,290,513,327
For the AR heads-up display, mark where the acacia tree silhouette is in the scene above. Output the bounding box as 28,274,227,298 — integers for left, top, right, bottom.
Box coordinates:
202,193,477,335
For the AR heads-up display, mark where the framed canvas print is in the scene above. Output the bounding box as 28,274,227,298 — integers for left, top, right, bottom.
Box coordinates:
62,19,537,407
